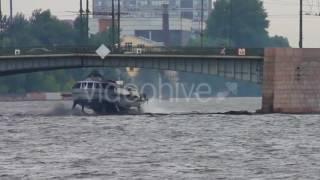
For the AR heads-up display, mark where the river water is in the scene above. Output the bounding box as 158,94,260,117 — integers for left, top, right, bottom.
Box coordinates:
0,98,319,179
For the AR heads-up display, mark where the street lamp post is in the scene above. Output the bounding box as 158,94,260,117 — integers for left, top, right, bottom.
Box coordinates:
0,0,2,46
299,0,303,48
117,0,120,49
79,0,84,45
86,0,89,45
10,0,12,20
112,0,115,49
200,0,204,48
0,0,2,20
229,0,233,47
0,0,2,29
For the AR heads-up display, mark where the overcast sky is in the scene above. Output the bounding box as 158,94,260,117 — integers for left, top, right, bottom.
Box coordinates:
1,0,320,47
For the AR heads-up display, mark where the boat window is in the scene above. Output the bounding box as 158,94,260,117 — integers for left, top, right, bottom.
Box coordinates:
94,83,100,89
107,85,115,90
73,83,81,89
88,83,93,89
102,83,114,90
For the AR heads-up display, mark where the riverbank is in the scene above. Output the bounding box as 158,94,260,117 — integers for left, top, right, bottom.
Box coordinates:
0,92,72,102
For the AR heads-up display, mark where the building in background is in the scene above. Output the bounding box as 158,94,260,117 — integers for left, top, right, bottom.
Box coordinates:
90,0,213,46
121,35,164,47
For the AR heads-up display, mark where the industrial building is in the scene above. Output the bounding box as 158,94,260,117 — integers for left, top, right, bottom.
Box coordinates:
90,0,213,46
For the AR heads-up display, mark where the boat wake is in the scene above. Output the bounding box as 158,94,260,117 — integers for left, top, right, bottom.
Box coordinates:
142,111,255,117
46,103,83,116
3,102,256,118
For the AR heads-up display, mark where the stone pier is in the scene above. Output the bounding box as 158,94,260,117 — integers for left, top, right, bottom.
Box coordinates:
262,48,320,113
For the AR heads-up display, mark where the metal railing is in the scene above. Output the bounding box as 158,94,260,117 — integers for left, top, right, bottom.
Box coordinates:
124,47,264,56
0,46,264,57
0,46,98,56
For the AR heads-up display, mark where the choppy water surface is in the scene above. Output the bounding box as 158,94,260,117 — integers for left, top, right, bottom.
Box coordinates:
0,98,319,179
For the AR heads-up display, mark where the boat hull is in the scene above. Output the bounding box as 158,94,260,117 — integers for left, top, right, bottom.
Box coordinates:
72,89,144,114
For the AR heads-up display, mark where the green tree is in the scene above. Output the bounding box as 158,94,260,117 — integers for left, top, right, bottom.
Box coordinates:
40,75,60,92
29,10,75,46
1,14,38,47
25,73,44,92
205,0,289,47
0,84,9,93
73,16,86,45
268,35,290,47
89,26,119,47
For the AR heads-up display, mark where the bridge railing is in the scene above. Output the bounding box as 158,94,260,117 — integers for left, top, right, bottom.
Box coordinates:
0,46,264,57
125,47,264,56
0,46,97,56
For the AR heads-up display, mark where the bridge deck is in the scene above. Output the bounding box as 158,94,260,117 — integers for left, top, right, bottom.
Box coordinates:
0,53,263,60
0,53,264,83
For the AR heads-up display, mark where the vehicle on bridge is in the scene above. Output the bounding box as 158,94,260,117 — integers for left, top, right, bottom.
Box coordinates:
72,72,147,114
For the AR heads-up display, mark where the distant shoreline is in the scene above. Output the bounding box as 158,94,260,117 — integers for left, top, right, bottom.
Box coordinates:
0,92,72,102
0,93,261,102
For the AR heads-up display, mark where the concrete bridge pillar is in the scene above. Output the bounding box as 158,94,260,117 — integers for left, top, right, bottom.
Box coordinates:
262,48,320,113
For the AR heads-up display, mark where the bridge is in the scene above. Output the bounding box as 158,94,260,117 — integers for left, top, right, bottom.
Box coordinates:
1,47,320,114
0,47,264,83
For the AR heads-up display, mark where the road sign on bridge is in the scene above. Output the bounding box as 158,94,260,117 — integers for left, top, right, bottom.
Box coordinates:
96,44,111,59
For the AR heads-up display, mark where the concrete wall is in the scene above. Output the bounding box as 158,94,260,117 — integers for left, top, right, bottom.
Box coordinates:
262,48,320,113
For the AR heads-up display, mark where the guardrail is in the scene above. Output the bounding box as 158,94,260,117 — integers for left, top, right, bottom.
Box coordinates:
126,47,264,56
0,46,98,56
0,46,264,57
